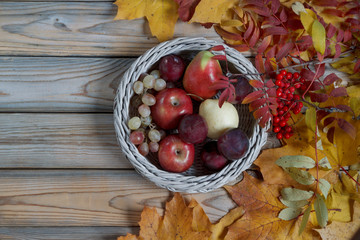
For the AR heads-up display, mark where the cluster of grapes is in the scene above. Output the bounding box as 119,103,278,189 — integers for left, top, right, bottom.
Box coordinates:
128,70,167,156
272,70,304,140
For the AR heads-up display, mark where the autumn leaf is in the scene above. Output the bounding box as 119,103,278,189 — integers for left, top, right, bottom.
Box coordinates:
210,206,244,240
190,0,240,24
118,193,211,239
175,0,201,22
114,0,178,42
224,173,321,239
312,20,326,55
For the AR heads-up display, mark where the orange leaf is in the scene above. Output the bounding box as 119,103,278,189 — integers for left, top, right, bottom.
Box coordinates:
224,173,321,240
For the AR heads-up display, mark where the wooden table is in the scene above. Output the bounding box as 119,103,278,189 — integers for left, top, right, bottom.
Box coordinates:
0,1,278,239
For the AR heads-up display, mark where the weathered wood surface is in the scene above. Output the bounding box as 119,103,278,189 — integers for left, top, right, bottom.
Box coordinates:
0,2,220,57
0,170,236,226
0,57,134,112
0,113,131,168
0,227,138,240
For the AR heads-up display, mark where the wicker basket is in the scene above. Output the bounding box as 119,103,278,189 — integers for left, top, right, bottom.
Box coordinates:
114,37,268,193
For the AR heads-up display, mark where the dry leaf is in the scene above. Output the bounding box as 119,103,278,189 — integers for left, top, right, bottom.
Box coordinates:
224,173,321,239
315,201,360,240
190,0,240,24
210,206,244,240
114,0,178,42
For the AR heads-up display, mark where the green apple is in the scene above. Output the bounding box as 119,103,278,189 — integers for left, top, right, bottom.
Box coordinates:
199,99,239,139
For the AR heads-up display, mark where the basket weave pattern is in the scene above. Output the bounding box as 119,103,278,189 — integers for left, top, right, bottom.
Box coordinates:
114,37,268,193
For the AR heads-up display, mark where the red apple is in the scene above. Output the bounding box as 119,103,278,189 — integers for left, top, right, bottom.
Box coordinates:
151,88,193,130
183,50,223,100
158,135,195,173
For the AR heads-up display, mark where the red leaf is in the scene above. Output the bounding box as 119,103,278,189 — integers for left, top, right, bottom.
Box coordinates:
316,63,326,79
267,97,278,105
254,105,269,120
266,88,276,97
212,55,227,61
268,16,281,26
279,8,287,22
258,36,272,54
317,110,329,121
219,88,229,108
271,0,281,14
264,58,274,72
209,81,229,90
249,27,260,48
266,46,277,59
244,5,271,16
337,118,356,139
344,30,352,42
321,9,344,17
301,69,316,81
327,24,337,38
244,18,255,40
255,54,265,74
249,98,267,111
336,29,344,42
244,0,264,7
286,19,303,30
327,126,335,144
231,44,250,52
330,87,348,97
346,6,360,16
354,59,360,73
323,73,340,85
211,45,225,51
242,90,264,104
334,44,341,59
265,79,275,88
312,0,338,6
259,111,272,128
264,26,288,37
346,18,360,26
309,81,322,91
324,117,336,127
276,42,294,61
249,79,264,88
214,26,243,41
310,92,329,102
174,0,201,21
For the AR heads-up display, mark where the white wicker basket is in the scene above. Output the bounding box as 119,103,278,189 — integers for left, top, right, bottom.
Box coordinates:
114,37,268,193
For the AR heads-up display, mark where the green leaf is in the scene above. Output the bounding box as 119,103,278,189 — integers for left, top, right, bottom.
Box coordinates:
281,188,314,201
276,155,315,169
299,206,311,236
278,207,302,220
319,179,331,199
314,193,328,228
280,198,309,208
284,167,315,185
312,20,326,55
319,157,332,170
305,107,317,132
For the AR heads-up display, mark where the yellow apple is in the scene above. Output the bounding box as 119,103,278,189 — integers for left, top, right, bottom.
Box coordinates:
199,99,239,139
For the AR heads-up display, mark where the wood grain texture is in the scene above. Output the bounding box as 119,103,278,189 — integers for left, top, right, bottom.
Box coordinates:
0,57,133,112
0,113,131,168
0,170,236,226
0,2,220,57
0,227,138,240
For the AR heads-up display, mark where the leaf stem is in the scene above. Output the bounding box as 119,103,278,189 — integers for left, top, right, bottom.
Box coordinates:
339,165,360,187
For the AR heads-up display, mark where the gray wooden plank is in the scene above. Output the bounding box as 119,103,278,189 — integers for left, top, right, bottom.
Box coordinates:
0,227,138,240
0,170,236,226
0,113,131,168
0,57,133,112
0,2,220,57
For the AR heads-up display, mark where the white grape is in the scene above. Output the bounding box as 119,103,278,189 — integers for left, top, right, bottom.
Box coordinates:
143,75,155,89
138,104,151,117
154,78,166,91
150,70,160,79
142,93,156,106
133,81,144,95
148,129,161,143
128,117,141,130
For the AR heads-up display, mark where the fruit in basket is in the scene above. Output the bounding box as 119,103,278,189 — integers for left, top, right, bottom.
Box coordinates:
200,141,228,171
158,135,194,173
183,51,223,100
231,75,253,104
178,114,208,144
130,130,145,145
151,88,193,130
159,54,186,82
199,99,239,139
217,128,249,160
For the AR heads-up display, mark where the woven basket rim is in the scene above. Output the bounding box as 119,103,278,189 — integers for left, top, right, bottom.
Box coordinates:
113,37,268,193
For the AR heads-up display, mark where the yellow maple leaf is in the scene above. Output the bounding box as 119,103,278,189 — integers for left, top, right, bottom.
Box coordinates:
210,206,244,240
314,201,360,240
224,173,321,240
114,0,178,42
190,0,240,24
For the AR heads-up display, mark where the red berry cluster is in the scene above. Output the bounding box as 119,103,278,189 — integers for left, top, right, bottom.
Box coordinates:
273,70,304,140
